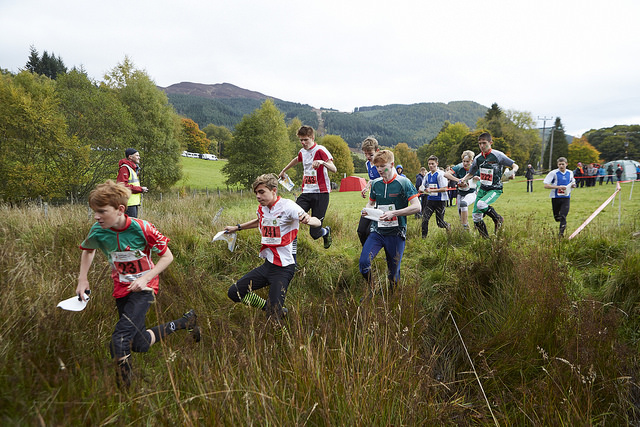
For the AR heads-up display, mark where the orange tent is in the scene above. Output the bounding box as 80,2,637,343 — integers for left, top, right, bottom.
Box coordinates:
340,176,367,192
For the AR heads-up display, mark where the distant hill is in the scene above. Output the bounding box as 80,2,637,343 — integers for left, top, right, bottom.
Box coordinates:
160,82,488,148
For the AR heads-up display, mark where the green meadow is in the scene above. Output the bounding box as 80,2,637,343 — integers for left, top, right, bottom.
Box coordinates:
1,165,640,425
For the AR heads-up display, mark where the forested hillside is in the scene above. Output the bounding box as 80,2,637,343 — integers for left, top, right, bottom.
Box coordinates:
162,82,487,148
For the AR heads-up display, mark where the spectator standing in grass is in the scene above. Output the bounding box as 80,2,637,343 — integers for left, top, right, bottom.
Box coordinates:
574,162,585,188
597,164,605,185
616,164,624,182
525,164,535,192
279,126,336,249
543,157,576,237
606,164,614,184
117,148,148,218
76,180,199,389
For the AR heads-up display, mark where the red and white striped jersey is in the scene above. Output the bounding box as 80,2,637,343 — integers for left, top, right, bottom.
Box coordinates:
297,143,333,193
256,197,304,266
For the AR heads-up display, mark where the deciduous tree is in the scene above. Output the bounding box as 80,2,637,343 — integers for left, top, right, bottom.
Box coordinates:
0,72,88,202
223,100,290,188
317,134,354,182
568,136,601,168
181,118,210,154
104,57,182,190
393,143,421,178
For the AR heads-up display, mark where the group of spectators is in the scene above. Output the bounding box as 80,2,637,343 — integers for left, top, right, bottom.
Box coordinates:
574,162,628,187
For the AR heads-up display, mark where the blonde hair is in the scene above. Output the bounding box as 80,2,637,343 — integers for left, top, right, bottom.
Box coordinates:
461,150,475,161
372,150,394,166
252,173,279,192
361,136,379,153
88,180,131,210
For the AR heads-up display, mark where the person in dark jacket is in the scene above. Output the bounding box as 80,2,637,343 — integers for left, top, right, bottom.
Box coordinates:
525,164,535,192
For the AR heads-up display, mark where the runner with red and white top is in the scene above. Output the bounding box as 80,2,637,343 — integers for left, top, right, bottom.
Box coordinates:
225,174,322,322
279,125,336,249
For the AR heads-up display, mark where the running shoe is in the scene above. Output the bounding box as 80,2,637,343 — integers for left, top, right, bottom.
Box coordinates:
183,309,201,343
323,226,332,249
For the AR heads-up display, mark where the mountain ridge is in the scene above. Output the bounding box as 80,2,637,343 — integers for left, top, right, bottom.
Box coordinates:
160,82,489,148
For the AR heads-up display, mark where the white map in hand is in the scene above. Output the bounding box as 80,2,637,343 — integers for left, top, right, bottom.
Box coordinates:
57,294,89,311
363,208,384,222
212,230,237,252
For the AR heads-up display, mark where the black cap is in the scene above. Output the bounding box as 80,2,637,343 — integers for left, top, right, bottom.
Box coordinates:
125,148,138,158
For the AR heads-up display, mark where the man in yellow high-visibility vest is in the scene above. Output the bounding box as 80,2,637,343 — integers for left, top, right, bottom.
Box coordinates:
117,148,148,218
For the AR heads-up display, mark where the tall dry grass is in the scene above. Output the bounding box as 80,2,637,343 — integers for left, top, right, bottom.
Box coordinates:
0,190,639,425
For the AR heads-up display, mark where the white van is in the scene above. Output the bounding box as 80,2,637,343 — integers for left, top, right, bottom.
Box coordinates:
202,154,218,161
186,152,199,158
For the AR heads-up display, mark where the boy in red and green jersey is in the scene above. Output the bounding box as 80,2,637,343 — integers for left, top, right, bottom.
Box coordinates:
76,180,199,389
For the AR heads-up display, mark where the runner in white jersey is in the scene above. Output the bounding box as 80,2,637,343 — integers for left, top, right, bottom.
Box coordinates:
279,125,336,249
224,174,321,323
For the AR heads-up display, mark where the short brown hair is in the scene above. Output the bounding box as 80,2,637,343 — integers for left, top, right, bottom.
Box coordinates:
252,173,279,192
361,136,379,152
88,180,130,210
557,157,568,164
427,155,439,164
297,125,315,139
372,150,394,166
478,132,492,142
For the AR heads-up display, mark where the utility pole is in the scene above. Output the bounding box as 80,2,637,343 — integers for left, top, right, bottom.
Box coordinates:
538,116,553,170
547,129,555,170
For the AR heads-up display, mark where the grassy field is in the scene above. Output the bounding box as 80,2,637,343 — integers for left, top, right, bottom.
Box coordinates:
1,174,640,425
174,157,243,191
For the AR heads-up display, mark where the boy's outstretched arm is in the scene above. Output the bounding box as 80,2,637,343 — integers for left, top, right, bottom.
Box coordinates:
77,249,96,301
224,218,259,234
279,158,299,179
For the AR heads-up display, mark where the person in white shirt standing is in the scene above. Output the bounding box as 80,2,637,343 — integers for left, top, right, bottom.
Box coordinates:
279,126,336,249
543,157,576,237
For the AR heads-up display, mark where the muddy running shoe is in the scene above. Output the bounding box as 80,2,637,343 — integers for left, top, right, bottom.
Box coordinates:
183,309,201,343
323,226,332,249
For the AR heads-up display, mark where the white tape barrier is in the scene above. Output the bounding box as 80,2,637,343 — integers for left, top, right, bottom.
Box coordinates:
568,182,621,240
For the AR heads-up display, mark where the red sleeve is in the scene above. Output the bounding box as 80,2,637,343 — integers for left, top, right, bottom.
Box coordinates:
116,165,129,185
297,151,303,162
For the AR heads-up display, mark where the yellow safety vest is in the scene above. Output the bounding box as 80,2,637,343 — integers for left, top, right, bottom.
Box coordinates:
123,164,141,206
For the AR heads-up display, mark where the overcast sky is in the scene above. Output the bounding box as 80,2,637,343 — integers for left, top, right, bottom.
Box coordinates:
2,0,639,136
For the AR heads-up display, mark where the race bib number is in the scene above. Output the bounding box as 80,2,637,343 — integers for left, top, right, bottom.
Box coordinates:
111,250,152,283
261,217,282,245
303,171,318,185
557,186,566,195
377,204,398,228
480,167,494,186
428,183,438,191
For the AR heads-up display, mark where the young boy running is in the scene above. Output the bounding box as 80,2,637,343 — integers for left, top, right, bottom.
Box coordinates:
420,155,450,238
360,150,421,298
543,157,576,237
224,174,321,322
279,125,336,249
76,180,199,389
460,132,518,238
357,136,381,246
444,150,478,231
